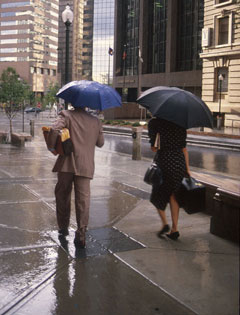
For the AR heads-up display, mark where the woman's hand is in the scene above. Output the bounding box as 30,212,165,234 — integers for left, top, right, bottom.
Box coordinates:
182,147,191,176
151,146,158,152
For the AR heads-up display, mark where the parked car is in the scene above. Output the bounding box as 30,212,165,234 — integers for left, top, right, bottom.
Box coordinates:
25,107,42,113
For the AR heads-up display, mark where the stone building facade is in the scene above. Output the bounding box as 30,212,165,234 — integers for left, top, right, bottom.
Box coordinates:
200,0,240,127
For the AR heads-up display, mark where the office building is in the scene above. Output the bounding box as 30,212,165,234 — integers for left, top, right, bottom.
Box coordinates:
92,0,114,84
82,0,94,80
113,0,204,102
200,0,240,127
0,0,59,97
58,0,115,86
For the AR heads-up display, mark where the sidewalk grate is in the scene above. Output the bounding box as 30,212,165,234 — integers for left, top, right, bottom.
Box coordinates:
52,227,145,260
88,227,145,254
123,187,150,200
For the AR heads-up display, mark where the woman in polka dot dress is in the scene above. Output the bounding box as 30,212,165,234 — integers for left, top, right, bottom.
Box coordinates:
148,118,191,240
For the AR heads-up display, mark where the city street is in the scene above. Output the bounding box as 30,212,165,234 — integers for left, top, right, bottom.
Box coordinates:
0,112,239,314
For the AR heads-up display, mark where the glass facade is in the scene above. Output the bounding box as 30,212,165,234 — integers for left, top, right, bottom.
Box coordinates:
92,0,114,84
81,0,93,80
148,0,167,73
121,0,140,76
1,1,30,8
176,0,204,71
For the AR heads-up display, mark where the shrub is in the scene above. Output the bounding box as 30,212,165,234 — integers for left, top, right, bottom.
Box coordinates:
132,122,141,127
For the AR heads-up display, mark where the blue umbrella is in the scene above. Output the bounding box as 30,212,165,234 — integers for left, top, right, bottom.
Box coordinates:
137,86,213,129
56,80,122,110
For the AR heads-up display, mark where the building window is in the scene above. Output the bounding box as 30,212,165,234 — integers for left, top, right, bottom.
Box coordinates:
216,67,228,92
215,14,232,46
1,21,17,26
0,57,18,61
176,0,204,71
147,0,168,73
1,12,16,17
1,1,30,8
0,39,18,44
214,0,233,7
121,0,140,76
0,48,17,53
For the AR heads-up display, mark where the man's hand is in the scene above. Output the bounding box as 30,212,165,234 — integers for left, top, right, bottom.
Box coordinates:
48,148,58,155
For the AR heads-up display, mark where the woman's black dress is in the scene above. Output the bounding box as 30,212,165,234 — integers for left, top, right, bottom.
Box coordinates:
148,118,187,210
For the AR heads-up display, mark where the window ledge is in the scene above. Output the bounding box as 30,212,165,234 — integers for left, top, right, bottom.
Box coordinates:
215,44,232,48
214,0,233,8
216,92,228,95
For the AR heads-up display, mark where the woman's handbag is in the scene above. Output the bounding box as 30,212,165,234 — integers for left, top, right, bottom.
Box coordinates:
144,160,163,186
176,176,206,214
42,127,73,156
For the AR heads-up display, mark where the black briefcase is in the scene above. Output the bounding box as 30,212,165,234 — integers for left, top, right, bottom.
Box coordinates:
176,177,206,214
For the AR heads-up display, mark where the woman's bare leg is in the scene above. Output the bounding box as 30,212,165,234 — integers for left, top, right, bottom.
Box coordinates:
169,194,180,232
157,209,168,226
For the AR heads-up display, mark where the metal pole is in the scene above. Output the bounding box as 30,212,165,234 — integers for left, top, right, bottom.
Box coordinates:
132,127,142,160
219,80,222,116
22,100,25,132
123,44,126,102
64,20,71,110
30,120,34,137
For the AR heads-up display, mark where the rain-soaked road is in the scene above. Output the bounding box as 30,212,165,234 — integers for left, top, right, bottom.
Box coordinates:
103,133,240,179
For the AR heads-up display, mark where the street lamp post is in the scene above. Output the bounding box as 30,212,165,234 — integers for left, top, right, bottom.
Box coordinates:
218,74,224,129
122,44,127,102
18,77,25,132
62,4,73,109
218,74,224,115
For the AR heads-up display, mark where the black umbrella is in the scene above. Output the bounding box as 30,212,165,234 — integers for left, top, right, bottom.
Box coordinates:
136,86,213,129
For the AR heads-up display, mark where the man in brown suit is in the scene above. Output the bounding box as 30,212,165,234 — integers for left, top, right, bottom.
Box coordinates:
48,107,104,248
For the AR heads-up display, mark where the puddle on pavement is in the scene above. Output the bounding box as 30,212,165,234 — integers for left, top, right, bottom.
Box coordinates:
0,246,69,314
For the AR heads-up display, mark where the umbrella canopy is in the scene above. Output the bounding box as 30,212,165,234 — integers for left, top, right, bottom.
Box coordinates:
137,86,213,129
56,80,122,110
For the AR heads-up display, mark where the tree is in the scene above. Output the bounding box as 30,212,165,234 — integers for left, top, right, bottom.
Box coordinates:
0,67,30,141
43,83,60,109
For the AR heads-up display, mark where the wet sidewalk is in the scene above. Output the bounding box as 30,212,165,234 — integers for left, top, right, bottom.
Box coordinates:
0,125,239,315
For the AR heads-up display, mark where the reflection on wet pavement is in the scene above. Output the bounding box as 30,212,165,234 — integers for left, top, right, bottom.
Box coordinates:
103,134,240,178
12,253,195,315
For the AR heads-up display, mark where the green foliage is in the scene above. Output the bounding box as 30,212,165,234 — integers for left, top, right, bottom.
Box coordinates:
101,119,146,127
132,122,141,127
0,67,30,136
42,83,60,109
0,67,30,108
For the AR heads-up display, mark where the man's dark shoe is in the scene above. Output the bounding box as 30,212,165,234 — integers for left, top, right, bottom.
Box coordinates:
58,228,69,236
58,234,69,251
74,231,86,248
